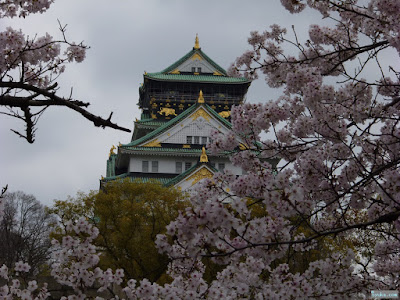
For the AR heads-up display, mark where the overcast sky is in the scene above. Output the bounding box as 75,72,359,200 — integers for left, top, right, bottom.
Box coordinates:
1,0,324,206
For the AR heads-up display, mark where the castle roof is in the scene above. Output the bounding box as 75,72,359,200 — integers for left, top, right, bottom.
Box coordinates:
143,38,250,85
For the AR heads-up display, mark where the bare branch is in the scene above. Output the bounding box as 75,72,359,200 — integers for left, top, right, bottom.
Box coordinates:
1,81,130,142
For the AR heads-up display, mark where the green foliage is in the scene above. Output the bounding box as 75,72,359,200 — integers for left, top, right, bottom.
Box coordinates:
48,191,96,241
50,180,187,283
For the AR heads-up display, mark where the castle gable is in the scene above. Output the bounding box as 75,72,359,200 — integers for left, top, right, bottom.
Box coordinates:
134,105,231,148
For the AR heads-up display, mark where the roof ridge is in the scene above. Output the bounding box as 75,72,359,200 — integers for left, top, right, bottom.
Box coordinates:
160,48,196,74
144,73,249,84
158,48,228,76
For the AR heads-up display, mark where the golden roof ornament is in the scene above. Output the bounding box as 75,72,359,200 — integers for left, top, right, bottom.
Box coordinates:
200,146,208,162
198,90,205,103
109,145,116,157
194,34,200,49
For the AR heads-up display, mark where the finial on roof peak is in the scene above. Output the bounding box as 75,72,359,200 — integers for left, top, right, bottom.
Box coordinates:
109,145,116,157
200,146,208,163
194,34,200,49
198,90,204,103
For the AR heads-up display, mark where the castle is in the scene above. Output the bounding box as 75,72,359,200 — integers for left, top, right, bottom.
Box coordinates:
101,36,252,191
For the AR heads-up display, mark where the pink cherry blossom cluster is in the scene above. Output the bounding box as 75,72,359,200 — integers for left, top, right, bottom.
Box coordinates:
50,217,124,298
0,0,87,90
0,26,86,88
0,262,50,299
0,0,54,18
65,44,86,63
152,0,400,298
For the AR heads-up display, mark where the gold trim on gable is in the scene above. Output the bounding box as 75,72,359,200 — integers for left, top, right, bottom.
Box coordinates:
213,71,223,76
191,53,203,61
187,168,214,185
143,139,161,147
170,69,180,74
191,107,211,121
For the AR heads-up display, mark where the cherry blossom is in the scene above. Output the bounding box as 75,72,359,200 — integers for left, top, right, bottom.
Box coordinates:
155,0,400,298
0,0,399,298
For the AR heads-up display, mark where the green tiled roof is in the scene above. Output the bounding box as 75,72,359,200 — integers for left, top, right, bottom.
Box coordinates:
121,146,231,156
102,163,218,188
122,103,232,148
161,48,227,75
144,48,249,84
123,147,202,153
101,173,171,185
145,73,249,84
136,119,166,127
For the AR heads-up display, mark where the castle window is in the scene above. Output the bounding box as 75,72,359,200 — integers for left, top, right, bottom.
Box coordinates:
176,162,182,173
218,163,225,172
191,67,196,73
187,136,192,144
201,136,208,144
152,161,159,173
142,161,149,172
185,162,192,171
197,67,202,73
194,136,200,144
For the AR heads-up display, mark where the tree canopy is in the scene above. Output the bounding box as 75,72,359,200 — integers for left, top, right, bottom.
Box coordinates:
50,180,187,284
0,190,55,277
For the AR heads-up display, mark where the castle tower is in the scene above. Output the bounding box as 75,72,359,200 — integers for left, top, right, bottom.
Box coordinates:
102,37,253,190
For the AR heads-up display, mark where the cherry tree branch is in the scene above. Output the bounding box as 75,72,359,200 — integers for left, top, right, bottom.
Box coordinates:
0,81,130,143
